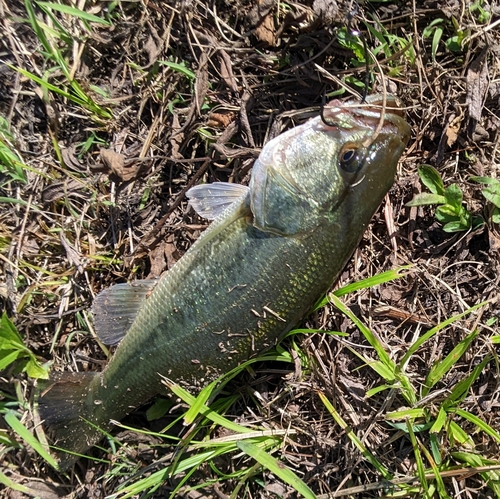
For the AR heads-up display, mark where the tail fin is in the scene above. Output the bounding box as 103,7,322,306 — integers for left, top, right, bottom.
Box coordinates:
34,372,107,470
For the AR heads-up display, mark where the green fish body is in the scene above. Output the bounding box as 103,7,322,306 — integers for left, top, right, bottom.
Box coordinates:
36,95,410,469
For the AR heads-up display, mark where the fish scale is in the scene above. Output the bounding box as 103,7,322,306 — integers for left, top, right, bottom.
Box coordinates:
35,94,410,469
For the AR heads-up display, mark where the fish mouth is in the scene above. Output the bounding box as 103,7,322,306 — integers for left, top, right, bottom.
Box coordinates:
321,94,411,144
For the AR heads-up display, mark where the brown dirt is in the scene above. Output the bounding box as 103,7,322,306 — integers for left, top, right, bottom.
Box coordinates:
1,0,499,498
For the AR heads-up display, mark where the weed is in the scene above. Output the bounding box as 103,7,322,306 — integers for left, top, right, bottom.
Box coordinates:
237,441,316,499
335,20,414,94
406,165,484,232
158,60,196,81
423,17,471,56
469,1,491,24
77,132,109,157
422,19,445,62
0,312,49,379
470,176,500,224
0,314,55,475
3,410,58,468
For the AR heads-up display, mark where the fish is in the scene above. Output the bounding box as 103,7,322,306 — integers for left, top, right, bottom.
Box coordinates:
35,94,410,469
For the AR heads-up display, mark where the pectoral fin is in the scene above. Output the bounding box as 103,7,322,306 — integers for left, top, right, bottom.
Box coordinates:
92,280,158,345
186,182,249,220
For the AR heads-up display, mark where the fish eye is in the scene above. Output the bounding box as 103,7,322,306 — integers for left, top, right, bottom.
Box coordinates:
339,145,363,174
342,149,356,162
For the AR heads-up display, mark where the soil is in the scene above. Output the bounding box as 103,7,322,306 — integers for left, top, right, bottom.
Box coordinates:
1,0,499,498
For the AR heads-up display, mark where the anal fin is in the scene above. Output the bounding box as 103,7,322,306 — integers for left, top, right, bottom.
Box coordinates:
92,279,158,345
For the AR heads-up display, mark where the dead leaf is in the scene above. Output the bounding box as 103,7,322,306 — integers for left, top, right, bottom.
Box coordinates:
338,374,367,402
194,52,209,116
240,90,255,148
144,34,159,66
164,233,181,268
436,111,463,163
219,50,238,93
20,233,39,255
60,232,84,274
488,227,500,252
247,0,274,26
148,239,168,278
467,47,489,127
42,178,89,203
207,111,236,128
100,148,143,182
446,115,462,147
61,145,85,172
312,0,339,23
255,12,275,45
147,234,181,278
169,112,183,159
12,481,64,499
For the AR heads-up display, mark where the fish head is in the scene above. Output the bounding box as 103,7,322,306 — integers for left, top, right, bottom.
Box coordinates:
249,94,410,236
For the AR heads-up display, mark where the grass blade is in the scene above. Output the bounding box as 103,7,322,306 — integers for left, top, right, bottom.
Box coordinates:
400,301,487,366
24,0,52,56
331,294,394,371
406,421,429,496
447,420,473,446
453,408,500,444
158,61,196,80
313,266,411,310
0,471,30,493
317,390,393,480
386,408,427,420
237,440,317,499
36,2,111,25
423,328,479,396
419,442,451,499
430,406,448,434
4,411,58,469
446,355,492,406
182,379,218,426
163,379,253,434
346,346,396,381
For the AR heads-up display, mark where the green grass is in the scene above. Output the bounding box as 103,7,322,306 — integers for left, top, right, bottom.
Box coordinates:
8,0,113,123
335,20,415,93
0,267,500,499
0,116,28,186
324,295,497,498
1,263,497,497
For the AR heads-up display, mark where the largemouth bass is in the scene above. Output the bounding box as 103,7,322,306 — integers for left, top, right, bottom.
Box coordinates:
36,94,410,469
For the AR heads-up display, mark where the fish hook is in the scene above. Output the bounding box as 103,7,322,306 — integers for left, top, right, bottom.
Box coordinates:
320,92,333,127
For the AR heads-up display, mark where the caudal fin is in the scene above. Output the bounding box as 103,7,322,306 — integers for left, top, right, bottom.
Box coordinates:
34,371,107,470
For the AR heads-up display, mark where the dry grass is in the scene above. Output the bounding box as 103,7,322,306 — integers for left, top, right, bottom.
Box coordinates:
1,0,499,497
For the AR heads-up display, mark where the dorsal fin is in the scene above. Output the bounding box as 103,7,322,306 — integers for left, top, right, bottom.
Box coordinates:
186,182,249,220
92,280,158,345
